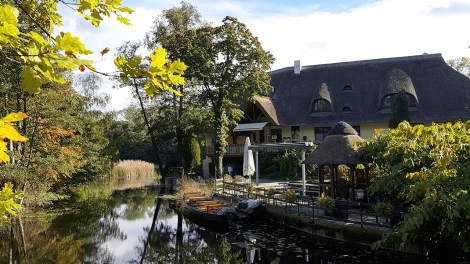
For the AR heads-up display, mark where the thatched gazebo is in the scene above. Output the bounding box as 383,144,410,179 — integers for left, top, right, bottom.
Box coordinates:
302,121,370,200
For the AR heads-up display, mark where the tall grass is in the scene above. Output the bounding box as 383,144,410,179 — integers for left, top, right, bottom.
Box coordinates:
176,176,212,198
110,160,156,190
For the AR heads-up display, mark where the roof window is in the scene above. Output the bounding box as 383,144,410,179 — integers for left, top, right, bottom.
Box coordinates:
312,99,331,112
341,106,352,112
342,84,353,91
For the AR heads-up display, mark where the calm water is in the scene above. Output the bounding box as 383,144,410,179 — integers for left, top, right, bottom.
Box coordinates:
0,187,454,263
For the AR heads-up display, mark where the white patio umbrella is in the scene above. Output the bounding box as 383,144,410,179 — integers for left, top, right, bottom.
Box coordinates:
243,137,255,183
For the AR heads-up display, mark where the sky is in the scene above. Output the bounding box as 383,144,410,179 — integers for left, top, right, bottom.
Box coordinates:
57,0,470,110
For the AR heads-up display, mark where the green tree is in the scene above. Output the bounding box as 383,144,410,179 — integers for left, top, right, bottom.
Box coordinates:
184,136,201,174
388,90,410,129
162,16,275,176
446,57,470,77
146,2,210,168
357,121,470,253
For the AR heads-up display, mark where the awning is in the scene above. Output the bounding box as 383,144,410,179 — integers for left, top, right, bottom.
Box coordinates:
233,122,268,132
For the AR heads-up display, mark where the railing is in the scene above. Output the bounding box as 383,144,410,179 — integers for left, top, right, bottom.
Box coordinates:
206,144,245,155
218,181,398,231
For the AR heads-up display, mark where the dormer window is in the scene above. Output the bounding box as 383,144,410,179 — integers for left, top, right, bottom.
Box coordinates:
313,99,331,112
341,106,352,112
342,84,353,91
381,93,417,109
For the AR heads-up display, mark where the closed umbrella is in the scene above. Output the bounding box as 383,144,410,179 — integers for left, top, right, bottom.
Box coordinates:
243,137,255,183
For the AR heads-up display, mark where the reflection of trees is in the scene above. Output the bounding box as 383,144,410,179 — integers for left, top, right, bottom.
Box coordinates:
131,209,243,264
0,187,164,263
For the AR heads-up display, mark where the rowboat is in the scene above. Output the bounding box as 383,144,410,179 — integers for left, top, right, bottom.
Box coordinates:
182,192,232,224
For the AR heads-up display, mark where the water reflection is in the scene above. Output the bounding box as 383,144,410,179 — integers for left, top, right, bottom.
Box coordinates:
0,187,446,263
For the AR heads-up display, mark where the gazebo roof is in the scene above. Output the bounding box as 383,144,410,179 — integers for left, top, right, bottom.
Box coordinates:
302,122,365,165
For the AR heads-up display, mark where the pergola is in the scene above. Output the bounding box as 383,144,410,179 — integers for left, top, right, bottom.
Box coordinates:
248,142,314,195
302,121,370,200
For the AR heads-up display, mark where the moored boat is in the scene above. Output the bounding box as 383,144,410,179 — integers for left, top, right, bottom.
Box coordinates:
182,192,232,224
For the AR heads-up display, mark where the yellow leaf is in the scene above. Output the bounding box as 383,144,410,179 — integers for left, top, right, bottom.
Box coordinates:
1,112,27,122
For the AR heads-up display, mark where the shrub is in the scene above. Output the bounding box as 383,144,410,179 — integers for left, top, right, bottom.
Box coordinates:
247,183,256,196
374,201,394,220
266,188,275,198
317,193,335,212
223,174,232,183
284,189,297,203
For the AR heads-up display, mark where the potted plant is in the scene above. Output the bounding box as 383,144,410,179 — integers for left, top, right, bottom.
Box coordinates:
317,193,335,216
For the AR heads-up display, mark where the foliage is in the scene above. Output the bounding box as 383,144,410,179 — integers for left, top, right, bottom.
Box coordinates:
284,189,296,204
260,147,318,181
0,1,185,96
374,201,394,220
185,136,201,174
266,188,275,197
317,193,335,212
234,175,244,183
246,183,256,196
161,15,275,176
357,121,470,252
223,174,232,183
388,90,410,129
0,182,26,219
447,57,470,77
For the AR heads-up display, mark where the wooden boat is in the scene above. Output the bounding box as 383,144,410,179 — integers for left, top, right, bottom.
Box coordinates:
182,192,231,224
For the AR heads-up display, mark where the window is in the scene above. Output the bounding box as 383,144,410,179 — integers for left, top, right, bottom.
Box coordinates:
313,99,331,112
270,129,282,142
352,125,360,136
291,126,300,141
315,127,331,141
341,106,352,112
342,84,353,91
382,93,417,108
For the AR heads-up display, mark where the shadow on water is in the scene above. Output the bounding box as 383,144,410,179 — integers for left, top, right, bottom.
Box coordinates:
0,186,467,263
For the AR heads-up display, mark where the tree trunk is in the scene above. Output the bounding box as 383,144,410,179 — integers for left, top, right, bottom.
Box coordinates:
132,80,166,178
213,103,228,178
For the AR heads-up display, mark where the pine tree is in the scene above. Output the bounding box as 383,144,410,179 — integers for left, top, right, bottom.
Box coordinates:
388,90,411,129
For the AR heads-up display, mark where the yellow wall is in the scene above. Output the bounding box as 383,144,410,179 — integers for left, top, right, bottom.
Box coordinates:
357,123,388,139
282,126,291,140
300,126,315,141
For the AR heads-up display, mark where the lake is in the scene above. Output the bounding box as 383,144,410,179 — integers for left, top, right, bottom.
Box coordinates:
0,187,457,263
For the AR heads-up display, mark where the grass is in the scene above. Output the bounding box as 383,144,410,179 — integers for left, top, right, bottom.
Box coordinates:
176,176,213,198
109,160,157,190
70,160,158,201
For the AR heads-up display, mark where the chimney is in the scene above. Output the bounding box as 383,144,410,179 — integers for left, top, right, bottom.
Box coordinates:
294,60,302,75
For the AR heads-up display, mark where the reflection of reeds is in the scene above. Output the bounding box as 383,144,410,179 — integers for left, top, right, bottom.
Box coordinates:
109,160,156,190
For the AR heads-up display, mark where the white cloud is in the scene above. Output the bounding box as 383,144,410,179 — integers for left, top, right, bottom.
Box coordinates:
60,0,470,110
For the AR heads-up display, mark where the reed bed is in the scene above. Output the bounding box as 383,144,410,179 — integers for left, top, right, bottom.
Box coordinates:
109,160,157,190
176,176,212,198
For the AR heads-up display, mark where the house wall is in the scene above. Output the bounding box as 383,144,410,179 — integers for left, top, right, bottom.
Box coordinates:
282,126,291,140
358,123,388,139
300,126,315,141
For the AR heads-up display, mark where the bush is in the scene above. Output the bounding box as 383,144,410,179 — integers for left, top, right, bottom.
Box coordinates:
374,201,394,220
247,183,256,196
266,188,275,197
284,189,297,203
317,193,335,212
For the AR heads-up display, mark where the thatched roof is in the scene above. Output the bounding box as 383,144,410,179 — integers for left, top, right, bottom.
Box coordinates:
268,53,470,126
302,122,364,165
254,95,279,125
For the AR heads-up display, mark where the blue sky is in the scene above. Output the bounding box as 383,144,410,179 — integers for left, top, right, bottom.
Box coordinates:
60,0,470,110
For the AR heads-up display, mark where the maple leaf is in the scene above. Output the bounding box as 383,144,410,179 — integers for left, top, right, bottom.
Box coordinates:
100,47,110,56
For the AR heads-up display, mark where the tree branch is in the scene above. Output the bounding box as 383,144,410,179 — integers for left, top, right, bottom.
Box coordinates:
12,0,55,41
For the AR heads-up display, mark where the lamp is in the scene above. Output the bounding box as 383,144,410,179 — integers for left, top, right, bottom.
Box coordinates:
356,189,364,200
